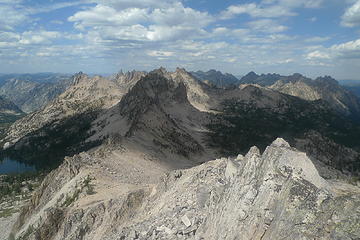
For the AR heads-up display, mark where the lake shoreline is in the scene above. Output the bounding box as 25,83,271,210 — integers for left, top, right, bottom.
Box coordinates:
0,157,36,175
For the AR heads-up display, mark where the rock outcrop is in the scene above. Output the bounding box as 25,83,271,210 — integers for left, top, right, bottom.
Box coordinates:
190,70,239,88
89,68,213,165
0,76,71,113
270,75,360,117
1,71,144,150
239,72,360,117
11,139,360,240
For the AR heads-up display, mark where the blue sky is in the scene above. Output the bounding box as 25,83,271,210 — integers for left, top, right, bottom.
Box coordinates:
1,0,360,79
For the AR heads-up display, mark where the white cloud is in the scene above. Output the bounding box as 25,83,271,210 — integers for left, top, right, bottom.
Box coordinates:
68,2,213,42
0,4,28,30
262,0,324,8
0,0,22,3
306,39,360,61
220,3,296,19
147,50,174,57
151,2,212,27
331,38,360,58
306,50,330,59
69,5,149,30
248,19,288,33
0,31,20,42
220,0,324,20
342,0,360,27
95,0,175,9
19,31,61,45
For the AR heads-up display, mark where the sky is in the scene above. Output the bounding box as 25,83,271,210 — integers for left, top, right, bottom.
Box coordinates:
1,0,360,79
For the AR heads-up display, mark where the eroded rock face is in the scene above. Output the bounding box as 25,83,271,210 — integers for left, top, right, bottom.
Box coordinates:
106,138,360,240
1,72,144,149
12,139,360,240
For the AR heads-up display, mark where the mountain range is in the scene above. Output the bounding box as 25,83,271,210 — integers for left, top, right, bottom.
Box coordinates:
1,68,360,240
190,70,239,88
0,73,72,113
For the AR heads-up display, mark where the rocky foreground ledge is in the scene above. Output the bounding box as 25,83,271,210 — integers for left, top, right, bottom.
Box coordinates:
11,139,360,240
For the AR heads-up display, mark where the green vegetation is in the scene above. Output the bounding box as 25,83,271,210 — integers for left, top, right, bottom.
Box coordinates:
0,171,45,220
0,171,45,201
206,98,360,173
0,113,26,139
3,110,102,171
62,189,81,207
83,175,95,195
0,207,18,218
62,175,96,207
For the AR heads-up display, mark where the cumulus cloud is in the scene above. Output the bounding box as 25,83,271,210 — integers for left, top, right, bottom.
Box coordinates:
307,39,360,61
69,5,149,30
0,4,28,30
331,38,360,58
19,31,61,45
342,0,360,27
220,0,324,20
69,2,213,42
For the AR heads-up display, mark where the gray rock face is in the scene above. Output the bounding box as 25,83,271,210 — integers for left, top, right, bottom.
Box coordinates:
239,72,360,117
190,70,239,88
270,75,360,117
12,139,360,240
0,74,72,113
1,71,144,149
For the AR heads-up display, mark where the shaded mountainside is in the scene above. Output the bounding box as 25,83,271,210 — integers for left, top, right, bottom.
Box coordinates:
0,78,71,113
2,68,360,176
0,96,25,137
10,139,360,240
206,84,360,174
190,70,239,88
271,75,360,118
89,68,215,166
0,71,144,169
0,73,73,113
0,73,72,85
239,71,281,86
239,72,360,118
0,96,23,116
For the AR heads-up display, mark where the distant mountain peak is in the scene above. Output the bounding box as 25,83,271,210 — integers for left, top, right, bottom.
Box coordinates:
246,71,258,76
315,76,339,85
72,72,88,85
190,69,239,88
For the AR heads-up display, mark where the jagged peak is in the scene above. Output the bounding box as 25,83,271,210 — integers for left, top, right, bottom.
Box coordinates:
315,75,339,86
291,73,304,78
71,71,88,85
271,138,290,148
244,71,258,77
245,146,261,158
150,66,168,75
